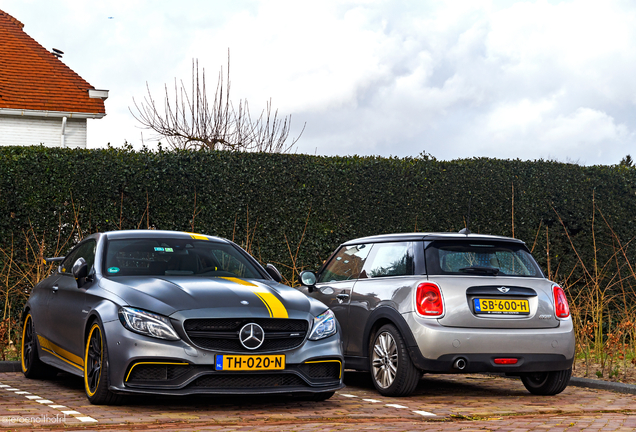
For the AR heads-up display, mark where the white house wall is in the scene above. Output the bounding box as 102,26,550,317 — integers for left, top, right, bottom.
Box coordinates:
0,115,87,148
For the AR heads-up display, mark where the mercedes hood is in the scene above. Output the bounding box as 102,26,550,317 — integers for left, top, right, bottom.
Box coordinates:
100,276,327,320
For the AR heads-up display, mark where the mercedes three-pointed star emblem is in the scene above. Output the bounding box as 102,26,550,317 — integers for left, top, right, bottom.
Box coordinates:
239,323,265,350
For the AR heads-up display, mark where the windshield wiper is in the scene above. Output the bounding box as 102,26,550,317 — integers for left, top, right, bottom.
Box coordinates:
459,266,500,275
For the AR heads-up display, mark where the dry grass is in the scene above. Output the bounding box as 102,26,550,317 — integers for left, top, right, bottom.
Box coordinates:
551,197,636,381
2,195,636,386
0,213,83,358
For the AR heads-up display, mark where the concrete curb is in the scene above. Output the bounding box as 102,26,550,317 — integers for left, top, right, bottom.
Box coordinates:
500,373,636,396
568,377,636,395
0,361,21,372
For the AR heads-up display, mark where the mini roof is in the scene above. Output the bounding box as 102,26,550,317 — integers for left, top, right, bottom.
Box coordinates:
342,232,525,246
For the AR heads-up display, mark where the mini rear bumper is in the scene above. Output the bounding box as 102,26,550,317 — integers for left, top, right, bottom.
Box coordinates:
407,351,572,374
403,312,575,373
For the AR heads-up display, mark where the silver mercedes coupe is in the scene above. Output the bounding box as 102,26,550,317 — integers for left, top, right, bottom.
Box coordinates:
21,230,344,404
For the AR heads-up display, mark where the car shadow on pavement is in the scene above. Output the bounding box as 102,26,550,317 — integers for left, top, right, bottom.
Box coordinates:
48,372,341,407
45,370,527,407
344,370,528,397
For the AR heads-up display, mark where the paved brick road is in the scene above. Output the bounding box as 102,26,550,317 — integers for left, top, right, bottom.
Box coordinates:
1,371,635,431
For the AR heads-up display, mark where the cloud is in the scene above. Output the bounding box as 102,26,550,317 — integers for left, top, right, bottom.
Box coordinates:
2,0,636,164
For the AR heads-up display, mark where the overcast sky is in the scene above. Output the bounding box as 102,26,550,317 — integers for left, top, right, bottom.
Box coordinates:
2,0,636,165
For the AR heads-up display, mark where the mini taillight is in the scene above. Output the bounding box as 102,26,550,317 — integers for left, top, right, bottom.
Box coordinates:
416,283,444,316
494,358,518,365
553,285,570,318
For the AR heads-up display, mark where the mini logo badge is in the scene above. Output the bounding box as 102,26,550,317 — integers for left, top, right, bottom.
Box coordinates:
239,323,265,350
497,287,510,293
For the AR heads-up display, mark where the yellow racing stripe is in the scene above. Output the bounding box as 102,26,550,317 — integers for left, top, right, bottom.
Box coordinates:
221,277,257,287
221,277,288,318
37,335,84,370
253,291,288,318
185,232,209,240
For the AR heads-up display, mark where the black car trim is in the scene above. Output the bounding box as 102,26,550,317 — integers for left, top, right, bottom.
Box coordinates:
343,356,369,371
183,318,308,353
416,353,573,373
360,307,420,360
123,364,342,390
466,286,538,296
116,382,345,396
303,359,343,379
125,361,190,382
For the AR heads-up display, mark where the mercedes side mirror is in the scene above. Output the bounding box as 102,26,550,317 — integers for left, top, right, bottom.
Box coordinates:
265,263,283,283
72,257,89,287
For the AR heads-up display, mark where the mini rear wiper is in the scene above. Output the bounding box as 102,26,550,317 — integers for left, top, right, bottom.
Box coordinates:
459,266,500,275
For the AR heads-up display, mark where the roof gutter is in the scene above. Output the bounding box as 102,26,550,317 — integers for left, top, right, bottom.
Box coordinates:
0,108,106,119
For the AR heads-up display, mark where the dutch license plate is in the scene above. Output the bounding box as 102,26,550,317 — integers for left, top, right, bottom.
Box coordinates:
215,354,285,371
473,298,529,315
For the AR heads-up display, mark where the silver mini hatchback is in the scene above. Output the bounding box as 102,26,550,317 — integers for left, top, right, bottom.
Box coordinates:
298,232,574,397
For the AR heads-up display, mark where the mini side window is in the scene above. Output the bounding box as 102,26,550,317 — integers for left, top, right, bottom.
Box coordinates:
318,244,371,283
362,242,414,278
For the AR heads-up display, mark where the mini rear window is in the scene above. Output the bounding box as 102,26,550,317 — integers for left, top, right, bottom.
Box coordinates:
425,240,543,277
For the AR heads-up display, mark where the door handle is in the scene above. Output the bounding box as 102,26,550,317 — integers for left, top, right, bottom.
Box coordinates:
52,285,59,293
336,293,349,303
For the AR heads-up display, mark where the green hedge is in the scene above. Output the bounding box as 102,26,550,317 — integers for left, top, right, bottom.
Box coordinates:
1,145,636,293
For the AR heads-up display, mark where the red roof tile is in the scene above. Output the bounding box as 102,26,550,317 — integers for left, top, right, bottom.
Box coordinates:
0,9,105,114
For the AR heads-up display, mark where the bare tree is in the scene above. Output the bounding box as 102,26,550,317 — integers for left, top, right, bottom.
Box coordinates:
130,53,304,152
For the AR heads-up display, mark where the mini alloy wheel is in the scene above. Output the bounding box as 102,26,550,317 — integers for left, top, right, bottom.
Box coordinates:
369,324,421,396
372,331,398,388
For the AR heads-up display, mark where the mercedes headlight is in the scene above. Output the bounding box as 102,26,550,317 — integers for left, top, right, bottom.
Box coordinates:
308,309,337,340
118,307,180,341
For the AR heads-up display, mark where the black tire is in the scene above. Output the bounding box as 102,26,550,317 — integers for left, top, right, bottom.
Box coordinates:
21,314,58,379
369,324,421,397
84,321,123,405
520,368,572,395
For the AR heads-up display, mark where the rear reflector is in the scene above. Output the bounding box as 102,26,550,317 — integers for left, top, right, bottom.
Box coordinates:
494,358,518,365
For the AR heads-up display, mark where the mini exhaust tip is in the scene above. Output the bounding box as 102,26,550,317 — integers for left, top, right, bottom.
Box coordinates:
453,358,467,370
